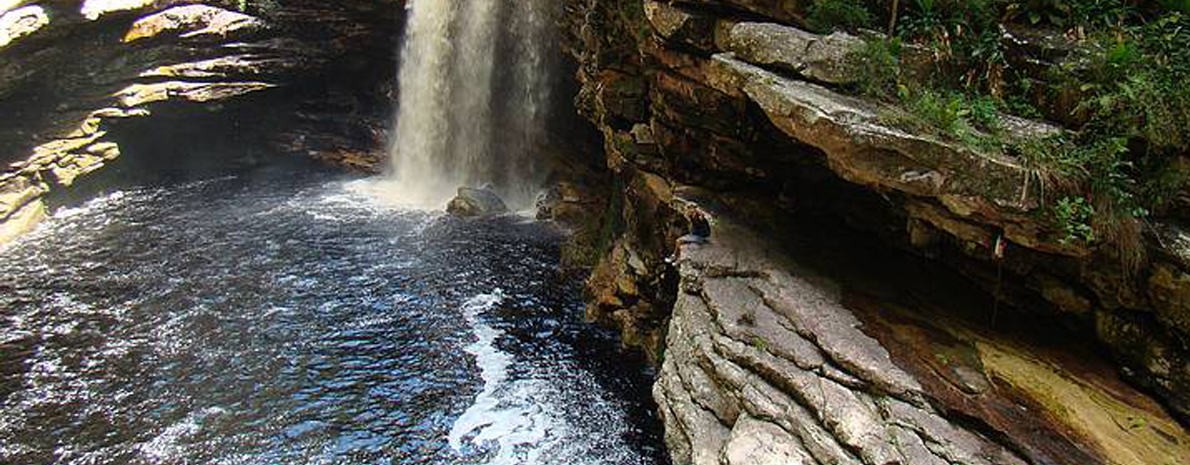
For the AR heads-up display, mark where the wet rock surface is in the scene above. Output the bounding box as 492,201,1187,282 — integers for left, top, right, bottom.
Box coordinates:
446,186,509,217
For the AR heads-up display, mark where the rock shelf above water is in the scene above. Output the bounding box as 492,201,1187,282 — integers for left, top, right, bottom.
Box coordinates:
566,0,1190,437
660,205,1190,465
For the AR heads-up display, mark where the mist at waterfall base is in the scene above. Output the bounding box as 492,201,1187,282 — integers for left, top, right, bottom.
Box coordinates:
0,167,666,464
381,0,557,209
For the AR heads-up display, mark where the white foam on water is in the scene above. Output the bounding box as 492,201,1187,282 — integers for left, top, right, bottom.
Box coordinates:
446,290,659,465
342,177,441,211
52,191,129,220
449,289,558,465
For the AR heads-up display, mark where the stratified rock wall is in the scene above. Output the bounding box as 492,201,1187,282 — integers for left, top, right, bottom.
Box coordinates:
562,0,1190,462
659,206,1190,465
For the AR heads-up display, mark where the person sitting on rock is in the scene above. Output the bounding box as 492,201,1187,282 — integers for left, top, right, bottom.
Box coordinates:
690,205,711,240
680,204,711,244
665,204,711,265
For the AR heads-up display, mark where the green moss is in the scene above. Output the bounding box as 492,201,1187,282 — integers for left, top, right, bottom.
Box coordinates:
752,335,770,353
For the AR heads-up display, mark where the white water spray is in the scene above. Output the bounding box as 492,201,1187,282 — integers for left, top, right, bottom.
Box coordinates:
388,0,555,208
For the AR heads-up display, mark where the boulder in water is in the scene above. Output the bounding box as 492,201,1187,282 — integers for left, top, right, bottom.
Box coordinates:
534,186,561,220
446,186,508,217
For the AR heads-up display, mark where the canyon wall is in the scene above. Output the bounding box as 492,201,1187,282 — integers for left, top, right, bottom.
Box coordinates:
560,0,1190,463
5,1,1190,463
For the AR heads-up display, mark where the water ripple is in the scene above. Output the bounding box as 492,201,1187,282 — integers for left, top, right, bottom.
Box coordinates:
0,168,665,465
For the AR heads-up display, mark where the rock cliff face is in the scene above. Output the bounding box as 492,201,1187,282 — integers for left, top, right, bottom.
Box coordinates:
6,0,1190,462
0,0,402,244
562,0,1190,462
659,202,1189,465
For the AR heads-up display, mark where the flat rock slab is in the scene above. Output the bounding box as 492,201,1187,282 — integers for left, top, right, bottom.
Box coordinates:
726,22,863,85
656,201,1190,465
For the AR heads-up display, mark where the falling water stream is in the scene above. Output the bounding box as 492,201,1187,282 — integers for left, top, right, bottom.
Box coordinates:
0,1,666,463
0,167,667,464
390,0,553,207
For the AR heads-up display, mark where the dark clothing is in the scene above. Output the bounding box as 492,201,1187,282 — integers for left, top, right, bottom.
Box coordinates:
689,212,710,239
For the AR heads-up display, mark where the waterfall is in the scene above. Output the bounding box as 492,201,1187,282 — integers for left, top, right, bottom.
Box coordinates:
388,0,555,208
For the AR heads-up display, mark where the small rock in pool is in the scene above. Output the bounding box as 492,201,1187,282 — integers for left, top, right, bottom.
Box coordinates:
447,186,508,217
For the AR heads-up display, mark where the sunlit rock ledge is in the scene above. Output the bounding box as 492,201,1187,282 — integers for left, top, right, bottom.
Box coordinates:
706,52,1075,255
0,5,49,48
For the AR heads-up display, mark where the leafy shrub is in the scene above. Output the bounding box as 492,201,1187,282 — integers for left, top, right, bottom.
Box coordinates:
1001,76,1045,118
808,0,875,32
849,0,1189,258
1068,11,1190,155
898,0,997,42
906,89,971,135
1000,0,1139,28
1003,0,1074,27
1014,133,1147,266
1140,157,1190,214
1054,196,1096,245
1160,0,1190,14
882,89,1009,144
1068,0,1137,28
233,0,279,15
967,94,1002,131
896,0,1003,93
964,29,1007,93
849,38,904,100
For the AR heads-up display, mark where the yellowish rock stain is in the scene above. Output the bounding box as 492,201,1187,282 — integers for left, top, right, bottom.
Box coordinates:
978,342,1190,465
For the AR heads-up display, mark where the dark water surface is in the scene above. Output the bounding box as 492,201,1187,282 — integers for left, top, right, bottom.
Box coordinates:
0,168,665,465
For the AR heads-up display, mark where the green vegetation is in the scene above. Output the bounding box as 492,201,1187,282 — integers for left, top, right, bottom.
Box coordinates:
849,38,904,99
232,0,279,16
809,0,875,33
829,1,1190,257
881,90,1002,143
1054,196,1096,245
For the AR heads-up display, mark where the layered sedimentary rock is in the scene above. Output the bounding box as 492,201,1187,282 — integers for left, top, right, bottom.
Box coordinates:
562,0,1190,462
0,0,401,244
660,202,1188,465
